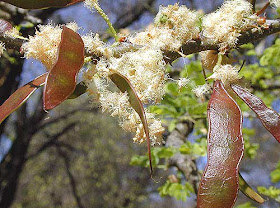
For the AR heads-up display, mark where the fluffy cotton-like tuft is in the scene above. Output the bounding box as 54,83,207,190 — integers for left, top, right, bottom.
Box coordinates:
192,84,211,98
4,27,20,39
83,45,166,145
202,0,257,52
270,0,280,7
22,23,79,70
82,33,105,56
84,0,99,10
109,47,166,103
131,4,199,51
208,64,240,86
177,78,190,89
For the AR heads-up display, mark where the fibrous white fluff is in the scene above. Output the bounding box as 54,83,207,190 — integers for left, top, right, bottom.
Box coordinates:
109,48,166,103
130,4,199,51
270,0,280,7
192,84,211,98
177,78,190,89
82,33,105,56
22,22,79,70
4,27,20,39
84,0,99,10
202,0,257,52
208,64,240,86
83,46,166,145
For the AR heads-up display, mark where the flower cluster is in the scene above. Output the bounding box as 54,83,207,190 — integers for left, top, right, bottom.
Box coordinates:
270,0,280,7
208,64,241,86
83,43,166,144
131,4,199,51
202,0,257,52
22,22,79,70
84,0,99,10
193,84,211,98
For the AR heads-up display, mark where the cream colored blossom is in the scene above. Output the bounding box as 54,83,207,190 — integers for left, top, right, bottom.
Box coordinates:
270,0,280,7
202,0,257,52
82,33,105,56
131,4,199,51
4,27,20,39
84,45,166,145
84,0,99,10
208,64,240,86
109,47,166,104
192,84,211,98
22,22,78,70
177,78,190,89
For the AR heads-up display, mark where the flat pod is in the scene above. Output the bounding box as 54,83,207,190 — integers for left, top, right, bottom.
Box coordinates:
109,72,153,174
0,73,47,124
231,84,280,143
43,27,84,110
1,0,83,9
197,81,244,208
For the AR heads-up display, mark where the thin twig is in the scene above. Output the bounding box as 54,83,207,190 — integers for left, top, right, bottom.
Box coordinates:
56,146,85,208
26,123,76,160
256,2,270,16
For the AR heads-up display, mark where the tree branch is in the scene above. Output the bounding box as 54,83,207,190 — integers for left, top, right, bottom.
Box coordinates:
165,119,201,194
56,145,85,208
26,123,76,160
164,19,280,63
3,19,280,64
251,84,280,91
37,107,95,130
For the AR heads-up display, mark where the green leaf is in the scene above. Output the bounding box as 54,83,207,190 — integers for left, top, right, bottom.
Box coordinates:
43,26,84,110
157,147,176,158
270,161,280,183
257,186,280,202
0,73,47,124
260,39,280,67
1,0,83,9
158,180,194,201
109,72,153,174
235,202,257,208
197,81,244,208
179,140,207,156
239,172,264,204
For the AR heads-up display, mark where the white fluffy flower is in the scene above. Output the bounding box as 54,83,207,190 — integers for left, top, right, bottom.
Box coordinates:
131,4,199,51
202,0,256,52
22,22,79,70
193,84,211,98
208,64,240,86
270,0,280,7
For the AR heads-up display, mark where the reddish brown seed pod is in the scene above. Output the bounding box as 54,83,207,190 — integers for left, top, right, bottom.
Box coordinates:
231,84,280,143
197,81,244,208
